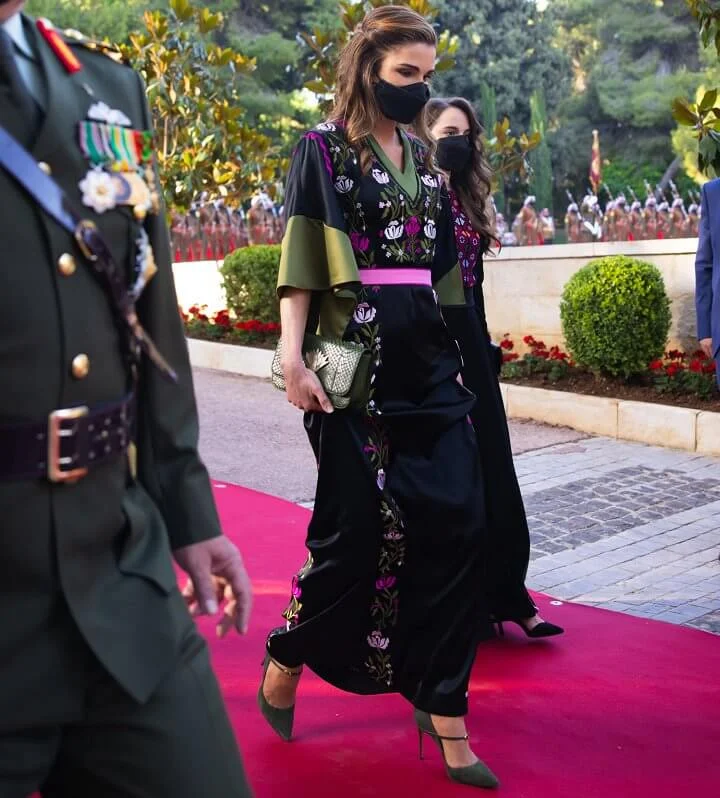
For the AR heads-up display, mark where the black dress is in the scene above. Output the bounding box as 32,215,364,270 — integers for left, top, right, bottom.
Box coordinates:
268,123,486,717
442,190,537,625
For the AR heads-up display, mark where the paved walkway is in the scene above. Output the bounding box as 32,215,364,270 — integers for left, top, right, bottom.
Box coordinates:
194,368,720,634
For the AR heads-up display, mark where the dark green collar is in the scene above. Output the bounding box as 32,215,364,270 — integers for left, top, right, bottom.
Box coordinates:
368,130,419,200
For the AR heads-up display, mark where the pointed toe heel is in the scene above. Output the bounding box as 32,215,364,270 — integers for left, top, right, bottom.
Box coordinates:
257,653,302,742
414,709,499,789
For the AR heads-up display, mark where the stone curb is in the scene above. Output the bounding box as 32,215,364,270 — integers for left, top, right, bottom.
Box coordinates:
187,339,720,455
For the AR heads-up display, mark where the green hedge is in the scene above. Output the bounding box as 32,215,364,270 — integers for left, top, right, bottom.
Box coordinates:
560,255,671,377
221,245,280,324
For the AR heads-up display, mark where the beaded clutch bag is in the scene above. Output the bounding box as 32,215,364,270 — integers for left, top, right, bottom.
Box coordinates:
271,334,370,410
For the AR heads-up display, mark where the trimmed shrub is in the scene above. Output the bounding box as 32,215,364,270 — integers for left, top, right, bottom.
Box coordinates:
221,245,281,324
560,255,671,377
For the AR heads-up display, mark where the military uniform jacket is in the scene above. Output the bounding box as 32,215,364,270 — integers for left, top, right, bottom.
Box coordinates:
0,16,222,730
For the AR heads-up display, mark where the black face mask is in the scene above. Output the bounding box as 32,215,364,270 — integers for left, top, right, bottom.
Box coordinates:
436,134,473,173
374,78,430,125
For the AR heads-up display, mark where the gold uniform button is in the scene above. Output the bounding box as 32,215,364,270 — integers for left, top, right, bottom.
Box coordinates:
57,253,76,276
71,354,90,379
38,161,52,175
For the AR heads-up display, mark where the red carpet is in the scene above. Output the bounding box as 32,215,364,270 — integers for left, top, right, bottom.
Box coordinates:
202,481,720,797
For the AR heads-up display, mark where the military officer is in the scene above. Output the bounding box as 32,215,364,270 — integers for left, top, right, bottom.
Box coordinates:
0,2,253,795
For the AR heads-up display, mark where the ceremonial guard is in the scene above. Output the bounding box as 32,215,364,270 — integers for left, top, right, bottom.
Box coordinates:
670,197,687,239
613,194,630,241
687,202,700,238
643,195,659,240
629,199,644,241
565,201,582,243
657,200,671,239
0,4,252,795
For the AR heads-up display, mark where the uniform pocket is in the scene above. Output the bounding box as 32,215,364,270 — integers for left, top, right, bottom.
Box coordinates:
119,482,178,594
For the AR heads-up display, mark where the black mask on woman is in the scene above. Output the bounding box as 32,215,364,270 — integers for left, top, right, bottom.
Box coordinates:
374,79,430,125
436,135,473,173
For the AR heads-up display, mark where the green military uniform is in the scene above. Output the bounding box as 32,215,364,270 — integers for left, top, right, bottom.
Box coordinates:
0,12,251,797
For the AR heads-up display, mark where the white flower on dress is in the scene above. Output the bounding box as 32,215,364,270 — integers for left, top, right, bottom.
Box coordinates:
384,221,403,240
79,167,117,214
421,174,437,187
353,302,377,324
334,176,354,193
317,122,337,132
424,220,437,240
367,631,390,650
376,468,386,490
372,168,390,185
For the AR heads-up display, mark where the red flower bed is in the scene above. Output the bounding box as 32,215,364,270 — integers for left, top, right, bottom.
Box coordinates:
181,305,280,349
500,335,719,407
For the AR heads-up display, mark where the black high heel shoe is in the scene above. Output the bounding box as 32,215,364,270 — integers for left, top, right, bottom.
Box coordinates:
414,709,499,789
257,652,303,741
495,618,564,639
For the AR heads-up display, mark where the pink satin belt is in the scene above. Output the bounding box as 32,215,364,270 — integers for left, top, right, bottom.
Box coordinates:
358,268,432,286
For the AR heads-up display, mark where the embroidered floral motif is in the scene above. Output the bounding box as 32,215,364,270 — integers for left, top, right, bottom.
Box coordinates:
282,553,313,628
353,302,377,324
450,189,482,287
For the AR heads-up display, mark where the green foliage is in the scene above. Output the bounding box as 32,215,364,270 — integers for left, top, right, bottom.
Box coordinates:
25,0,159,44
433,0,571,134
528,89,553,212
121,0,277,212
560,256,671,378
671,0,720,176
553,0,705,196
601,158,695,201
220,245,281,324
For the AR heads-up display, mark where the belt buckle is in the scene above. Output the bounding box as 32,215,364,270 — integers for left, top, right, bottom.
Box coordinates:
48,406,89,483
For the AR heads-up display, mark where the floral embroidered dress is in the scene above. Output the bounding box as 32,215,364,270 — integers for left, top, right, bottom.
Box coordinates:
268,123,487,717
444,189,537,628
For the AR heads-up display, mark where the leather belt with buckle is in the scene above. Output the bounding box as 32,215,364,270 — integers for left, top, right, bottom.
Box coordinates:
0,395,134,483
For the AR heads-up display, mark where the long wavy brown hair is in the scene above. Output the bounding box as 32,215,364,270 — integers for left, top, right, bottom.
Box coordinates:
425,97,496,249
330,6,437,172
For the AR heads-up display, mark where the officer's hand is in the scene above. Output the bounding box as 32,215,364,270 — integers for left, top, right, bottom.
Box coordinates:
175,537,253,637
700,338,714,360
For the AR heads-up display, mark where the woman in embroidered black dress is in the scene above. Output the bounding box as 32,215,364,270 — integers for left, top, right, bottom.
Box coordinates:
425,97,564,640
258,7,499,790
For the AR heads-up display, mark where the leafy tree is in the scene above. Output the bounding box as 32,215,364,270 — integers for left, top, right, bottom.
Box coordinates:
672,0,720,176
120,0,278,211
552,0,704,201
432,0,571,132
528,88,553,213
25,0,161,43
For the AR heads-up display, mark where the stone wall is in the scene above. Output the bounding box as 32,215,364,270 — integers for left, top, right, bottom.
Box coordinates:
484,238,699,351
173,238,700,350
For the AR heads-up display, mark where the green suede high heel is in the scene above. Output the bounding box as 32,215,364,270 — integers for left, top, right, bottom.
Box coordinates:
257,652,303,741
414,709,499,789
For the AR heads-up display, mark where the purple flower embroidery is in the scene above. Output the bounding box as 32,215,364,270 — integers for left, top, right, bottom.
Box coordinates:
367,630,390,650
404,216,421,236
291,575,302,600
384,529,404,541
376,575,397,590
305,131,334,180
350,231,370,252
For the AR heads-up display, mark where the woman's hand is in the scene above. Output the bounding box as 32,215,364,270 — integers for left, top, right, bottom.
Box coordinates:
283,361,334,413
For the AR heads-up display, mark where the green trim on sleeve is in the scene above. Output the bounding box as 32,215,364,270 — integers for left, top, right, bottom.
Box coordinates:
434,262,466,307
